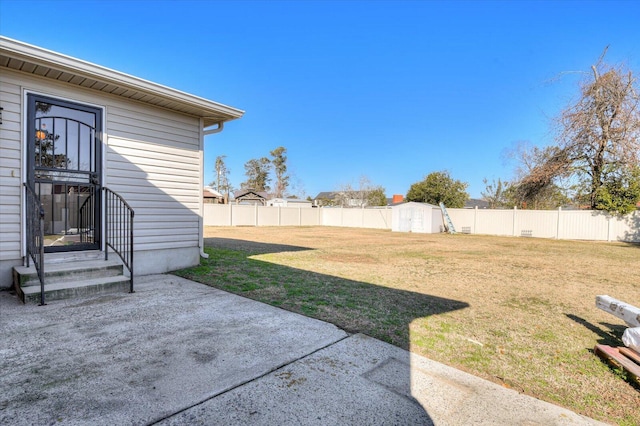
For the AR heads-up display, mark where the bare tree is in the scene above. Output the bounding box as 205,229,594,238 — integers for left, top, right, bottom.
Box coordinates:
517,50,640,211
512,144,571,209
335,176,385,207
481,178,511,208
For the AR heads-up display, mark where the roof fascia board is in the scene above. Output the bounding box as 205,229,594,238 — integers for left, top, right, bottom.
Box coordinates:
0,36,244,121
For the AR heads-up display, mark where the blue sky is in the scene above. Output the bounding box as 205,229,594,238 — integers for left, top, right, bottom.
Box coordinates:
2,0,639,199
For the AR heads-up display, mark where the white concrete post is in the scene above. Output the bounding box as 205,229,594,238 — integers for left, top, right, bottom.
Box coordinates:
513,206,517,237
278,206,281,226
255,203,258,227
556,207,561,239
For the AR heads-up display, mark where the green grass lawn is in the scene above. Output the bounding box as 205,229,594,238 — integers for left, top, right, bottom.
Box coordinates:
173,226,640,425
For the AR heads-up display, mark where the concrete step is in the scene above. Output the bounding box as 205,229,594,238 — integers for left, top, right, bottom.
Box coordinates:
21,275,132,304
13,259,124,287
44,250,103,264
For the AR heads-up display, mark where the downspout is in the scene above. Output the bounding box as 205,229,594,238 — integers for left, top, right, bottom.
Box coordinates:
203,121,224,136
199,120,225,259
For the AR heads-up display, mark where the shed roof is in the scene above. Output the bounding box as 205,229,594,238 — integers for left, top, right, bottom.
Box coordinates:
0,37,244,128
392,201,439,208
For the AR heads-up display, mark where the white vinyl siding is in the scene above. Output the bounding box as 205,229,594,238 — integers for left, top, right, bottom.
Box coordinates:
0,68,204,260
0,78,22,260
106,102,201,252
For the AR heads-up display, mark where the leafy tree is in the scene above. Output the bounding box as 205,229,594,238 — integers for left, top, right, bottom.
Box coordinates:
270,146,289,198
594,166,640,214
241,157,271,191
367,186,388,206
406,171,469,208
517,49,640,213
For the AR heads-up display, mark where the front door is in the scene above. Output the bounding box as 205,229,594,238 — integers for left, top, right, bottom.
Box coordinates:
27,94,102,252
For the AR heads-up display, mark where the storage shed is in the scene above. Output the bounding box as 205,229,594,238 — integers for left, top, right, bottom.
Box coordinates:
391,202,444,233
267,198,312,208
0,37,244,292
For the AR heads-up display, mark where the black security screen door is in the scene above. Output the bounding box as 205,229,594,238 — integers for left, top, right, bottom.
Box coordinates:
27,94,102,252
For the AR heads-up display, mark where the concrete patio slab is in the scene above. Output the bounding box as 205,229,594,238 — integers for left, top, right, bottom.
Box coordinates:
0,274,605,425
159,333,605,426
0,275,347,425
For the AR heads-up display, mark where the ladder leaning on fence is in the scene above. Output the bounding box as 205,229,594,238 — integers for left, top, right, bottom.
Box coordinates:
439,202,456,234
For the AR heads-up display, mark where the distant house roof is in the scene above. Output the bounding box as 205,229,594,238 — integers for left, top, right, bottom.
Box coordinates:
314,192,337,200
464,198,490,209
203,187,223,198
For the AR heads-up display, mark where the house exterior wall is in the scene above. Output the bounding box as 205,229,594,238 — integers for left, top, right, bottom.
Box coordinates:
0,74,22,287
0,68,203,288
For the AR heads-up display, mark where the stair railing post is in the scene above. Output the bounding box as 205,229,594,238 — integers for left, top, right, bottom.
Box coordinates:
129,208,134,293
104,188,109,261
38,204,45,306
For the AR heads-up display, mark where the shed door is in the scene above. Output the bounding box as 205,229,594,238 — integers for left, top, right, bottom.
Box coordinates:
27,94,102,252
399,208,412,232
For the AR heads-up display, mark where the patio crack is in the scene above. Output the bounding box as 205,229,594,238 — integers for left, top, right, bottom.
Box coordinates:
147,332,351,425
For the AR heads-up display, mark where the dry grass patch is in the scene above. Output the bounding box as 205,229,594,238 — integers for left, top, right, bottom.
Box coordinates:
174,226,640,425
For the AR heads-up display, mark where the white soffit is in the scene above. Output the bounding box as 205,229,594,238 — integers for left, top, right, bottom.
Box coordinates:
0,36,244,127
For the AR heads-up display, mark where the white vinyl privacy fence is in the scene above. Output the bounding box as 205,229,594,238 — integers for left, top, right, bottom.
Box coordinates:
447,207,640,242
203,204,640,242
204,204,392,229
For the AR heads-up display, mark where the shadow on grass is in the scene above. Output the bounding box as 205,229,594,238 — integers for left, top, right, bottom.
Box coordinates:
204,237,313,255
182,237,470,350
173,236,471,423
565,314,627,346
566,314,640,390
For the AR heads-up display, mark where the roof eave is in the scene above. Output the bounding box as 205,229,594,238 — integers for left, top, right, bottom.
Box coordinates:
0,36,244,126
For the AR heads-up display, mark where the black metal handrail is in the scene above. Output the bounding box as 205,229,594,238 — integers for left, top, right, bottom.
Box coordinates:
24,183,46,305
104,187,134,293
78,188,95,243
